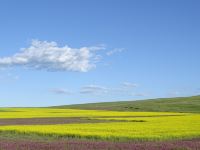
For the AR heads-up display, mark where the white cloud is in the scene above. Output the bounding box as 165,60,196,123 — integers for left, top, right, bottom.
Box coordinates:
106,48,124,56
167,91,180,97
50,88,72,95
0,72,19,81
80,85,108,94
132,93,148,97
121,82,139,88
0,40,105,72
80,82,140,95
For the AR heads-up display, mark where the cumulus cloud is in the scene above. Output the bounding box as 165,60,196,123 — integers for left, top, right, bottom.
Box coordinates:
80,85,108,94
0,40,105,72
106,48,124,56
50,88,72,95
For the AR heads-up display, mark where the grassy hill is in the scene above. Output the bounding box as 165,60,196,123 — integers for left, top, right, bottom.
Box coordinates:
53,95,200,113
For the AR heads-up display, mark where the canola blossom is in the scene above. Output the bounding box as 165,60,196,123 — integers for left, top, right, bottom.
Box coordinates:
0,108,199,141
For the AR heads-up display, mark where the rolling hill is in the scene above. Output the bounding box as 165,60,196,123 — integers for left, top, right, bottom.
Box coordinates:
53,95,200,113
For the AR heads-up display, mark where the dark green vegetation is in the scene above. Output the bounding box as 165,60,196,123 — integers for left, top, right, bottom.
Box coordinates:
53,95,200,113
0,96,200,150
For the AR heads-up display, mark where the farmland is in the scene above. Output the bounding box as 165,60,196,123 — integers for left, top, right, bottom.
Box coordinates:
54,95,200,113
0,113,199,141
0,96,200,150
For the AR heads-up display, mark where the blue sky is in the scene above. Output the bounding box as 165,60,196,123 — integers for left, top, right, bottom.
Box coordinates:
0,0,199,107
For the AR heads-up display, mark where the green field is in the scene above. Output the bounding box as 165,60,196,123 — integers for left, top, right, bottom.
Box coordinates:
53,95,200,113
0,96,200,142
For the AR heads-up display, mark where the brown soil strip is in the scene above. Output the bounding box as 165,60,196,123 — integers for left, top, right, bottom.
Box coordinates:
0,138,199,150
98,114,186,118
0,117,113,126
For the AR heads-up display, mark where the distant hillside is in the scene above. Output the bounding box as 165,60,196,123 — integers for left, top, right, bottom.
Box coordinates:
53,96,200,113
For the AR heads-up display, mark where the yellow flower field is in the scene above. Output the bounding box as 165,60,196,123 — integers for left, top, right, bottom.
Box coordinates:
0,108,186,118
0,108,199,141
